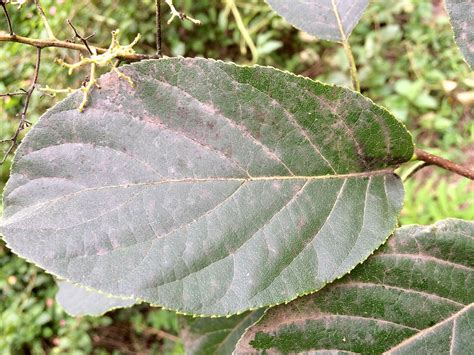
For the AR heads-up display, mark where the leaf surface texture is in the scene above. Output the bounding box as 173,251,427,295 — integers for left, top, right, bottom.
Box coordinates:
236,219,474,354
0,58,413,316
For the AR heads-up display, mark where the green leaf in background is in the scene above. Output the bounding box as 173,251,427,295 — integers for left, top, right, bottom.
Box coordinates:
0,58,413,316
236,219,474,354
445,0,474,68
179,310,266,355
56,281,136,317
266,0,369,41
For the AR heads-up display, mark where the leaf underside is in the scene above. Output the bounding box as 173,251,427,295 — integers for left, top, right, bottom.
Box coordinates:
179,309,266,355
56,280,136,317
236,219,474,354
445,0,474,68
266,0,369,41
0,58,413,316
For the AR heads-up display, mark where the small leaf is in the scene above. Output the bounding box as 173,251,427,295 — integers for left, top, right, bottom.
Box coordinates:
56,280,136,316
0,58,413,316
179,310,266,355
266,0,369,41
236,219,474,354
445,0,474,68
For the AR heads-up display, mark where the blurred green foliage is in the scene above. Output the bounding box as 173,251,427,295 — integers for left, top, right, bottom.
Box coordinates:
0,0,473,353
402,172,474,224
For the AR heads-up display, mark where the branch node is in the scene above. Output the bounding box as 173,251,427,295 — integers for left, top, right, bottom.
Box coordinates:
164,0,201,25
56,30,139,112
67,19,95,55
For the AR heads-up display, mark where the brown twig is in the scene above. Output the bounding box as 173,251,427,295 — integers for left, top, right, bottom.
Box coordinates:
0,88,27,97
415,148,474,180
1,1,13,35
1,48,41,164
156,0,162,57
0,32,154,61
67,19,95,55
142,328,180,343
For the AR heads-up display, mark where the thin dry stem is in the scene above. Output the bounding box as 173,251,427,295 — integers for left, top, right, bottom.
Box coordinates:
227,0,258,64
39,86,74,96
1,1,14,35
0,33,154,61
164,0,200,24
67,19,95,55
34,0,56,39
1,47,41,164
156,0,162,56
0,89,27,97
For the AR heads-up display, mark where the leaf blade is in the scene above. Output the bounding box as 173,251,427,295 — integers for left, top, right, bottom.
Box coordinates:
445,0,474,68
266,0,369,41
1,58,413,316
236,219,474,353
56,280,136,317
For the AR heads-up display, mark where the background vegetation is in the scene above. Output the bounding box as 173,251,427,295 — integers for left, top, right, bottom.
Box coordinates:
0,0,472,353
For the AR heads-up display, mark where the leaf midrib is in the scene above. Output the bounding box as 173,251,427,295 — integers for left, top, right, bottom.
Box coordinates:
2,168,394,227
12,168,395,192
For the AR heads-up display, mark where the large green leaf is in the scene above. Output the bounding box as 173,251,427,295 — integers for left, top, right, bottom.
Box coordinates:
0,58,413,316
56,280,136,316
179,310,266,355
445,0,474,68
266,0,369,41
236,219,474,354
